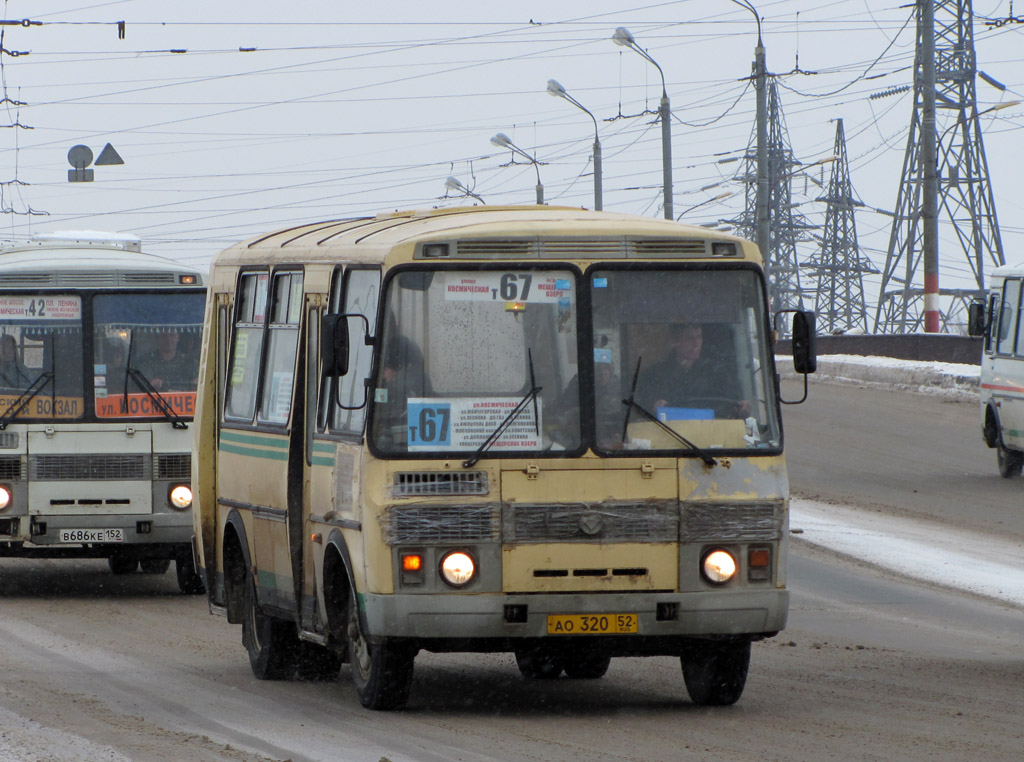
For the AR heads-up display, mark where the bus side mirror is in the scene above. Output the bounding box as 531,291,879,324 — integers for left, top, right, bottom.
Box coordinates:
320,313,350,377
791,310,817,375
967,301,986,337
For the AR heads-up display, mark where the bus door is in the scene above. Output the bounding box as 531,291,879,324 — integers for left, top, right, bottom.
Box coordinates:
305,267,379,629
222,270,304,613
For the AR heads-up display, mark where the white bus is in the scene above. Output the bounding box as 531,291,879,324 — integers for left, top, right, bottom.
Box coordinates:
970,264,1024,477
0,232,206,592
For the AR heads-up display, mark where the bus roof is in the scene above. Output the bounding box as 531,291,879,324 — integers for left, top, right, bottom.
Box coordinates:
989,263,1024,281
213,205,756,267
0,240,205,286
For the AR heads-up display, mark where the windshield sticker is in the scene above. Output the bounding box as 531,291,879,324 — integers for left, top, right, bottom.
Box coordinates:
94,391,196,418
405,397,542,451
0,394,83,419
442,273,573,304
0,295,82,322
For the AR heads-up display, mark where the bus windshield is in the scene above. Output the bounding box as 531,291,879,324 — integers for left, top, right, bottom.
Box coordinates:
93,292,206,420
590,267,781,453
370,268,581,455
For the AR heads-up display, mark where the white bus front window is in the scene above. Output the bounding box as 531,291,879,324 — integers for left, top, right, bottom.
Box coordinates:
371,269,581,456
93,292,205,420
0,294,84,422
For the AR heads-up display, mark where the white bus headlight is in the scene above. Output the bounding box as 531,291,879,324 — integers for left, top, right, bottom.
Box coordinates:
0,485,11,511
702,549,737,585
439,551,475,587
169,484,193,510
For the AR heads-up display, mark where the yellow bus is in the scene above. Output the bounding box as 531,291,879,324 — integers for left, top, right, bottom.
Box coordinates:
193,206,816,709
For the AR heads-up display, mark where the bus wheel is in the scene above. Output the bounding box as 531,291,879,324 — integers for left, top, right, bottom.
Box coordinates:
681,639,750,706
563,652,611,679
345,592,414,710
108,556,138,575
140,558,171,574
295,642,342,682
242,573,297,680
514,646,564,679
997,440,1024,478
176,555,205,595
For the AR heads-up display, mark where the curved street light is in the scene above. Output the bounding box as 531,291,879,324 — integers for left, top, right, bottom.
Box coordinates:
490,132,544,205
612,26,672,220
445,176,485,205
547,79,603,211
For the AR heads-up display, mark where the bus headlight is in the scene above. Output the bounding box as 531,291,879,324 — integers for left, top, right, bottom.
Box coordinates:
169,484,193,510
439,551,476,587
0,485,10,511
702,549,737,585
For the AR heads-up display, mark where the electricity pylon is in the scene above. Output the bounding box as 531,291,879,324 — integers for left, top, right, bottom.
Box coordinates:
803,119,877,334
874,0,1005,334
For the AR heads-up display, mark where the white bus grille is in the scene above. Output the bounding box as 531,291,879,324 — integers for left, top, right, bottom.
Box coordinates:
30,454,151,481
504,501,679,543
381,504,499,544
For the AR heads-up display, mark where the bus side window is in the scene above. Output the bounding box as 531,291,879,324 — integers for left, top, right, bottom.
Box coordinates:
997,279,1020,356
320,267,380,437
257,271,304,425
225,270,269,421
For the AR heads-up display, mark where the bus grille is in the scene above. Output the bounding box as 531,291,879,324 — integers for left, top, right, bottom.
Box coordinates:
679,501,783,542
0,455,24,481
393,471,488,497
30,454,151,481
504,501,679,543
438,238,715,260
381,504,499,544
155,453,191,480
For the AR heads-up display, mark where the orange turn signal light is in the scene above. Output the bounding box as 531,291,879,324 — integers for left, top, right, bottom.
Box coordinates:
402,554,423,572
749,548,771,567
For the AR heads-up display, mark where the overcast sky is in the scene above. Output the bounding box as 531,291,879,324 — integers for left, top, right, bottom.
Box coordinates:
1,1,1021,312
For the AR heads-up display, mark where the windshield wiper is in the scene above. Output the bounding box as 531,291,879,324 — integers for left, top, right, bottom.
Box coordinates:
126,367,187,429
0,370,54,430
620,357,716,467
463,349,541,469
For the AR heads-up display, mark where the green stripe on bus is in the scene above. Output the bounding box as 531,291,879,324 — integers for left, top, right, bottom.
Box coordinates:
312,442,335,453
311,457,335,467
219,430,289,448
219,440,289,461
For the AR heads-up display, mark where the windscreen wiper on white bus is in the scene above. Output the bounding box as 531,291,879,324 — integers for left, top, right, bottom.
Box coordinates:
462,349,542,469
125,367,188,430
0,370,54,430
619,357,716,467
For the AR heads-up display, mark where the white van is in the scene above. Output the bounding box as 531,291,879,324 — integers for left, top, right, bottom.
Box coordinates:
969,264,1024,477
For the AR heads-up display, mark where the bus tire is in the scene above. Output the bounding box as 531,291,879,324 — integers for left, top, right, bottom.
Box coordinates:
563,652,611,679
514,645,564,679
175,555,206,595
345,592,414,710
997,439,1024,478
242,572,297,680
140,558,171,574
681,639,750,706
108,556,138,575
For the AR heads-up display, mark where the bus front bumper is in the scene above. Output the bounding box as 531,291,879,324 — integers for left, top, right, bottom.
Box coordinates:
0,513,194,555
362,588,788,646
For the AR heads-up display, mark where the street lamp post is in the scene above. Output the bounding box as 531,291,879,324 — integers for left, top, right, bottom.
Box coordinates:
730,1,769,266
547,79,603,211
445,176,485,204
612,26,672,220
490,133,544,205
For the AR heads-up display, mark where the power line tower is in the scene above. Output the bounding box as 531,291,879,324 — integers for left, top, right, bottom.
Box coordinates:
874,0,1004,334
803,119,878,334
738,78,810,317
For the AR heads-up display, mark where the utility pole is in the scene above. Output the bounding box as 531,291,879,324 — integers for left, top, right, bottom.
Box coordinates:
875,0,1006,334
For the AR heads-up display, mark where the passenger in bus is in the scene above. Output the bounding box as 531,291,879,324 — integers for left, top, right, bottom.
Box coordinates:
141,330,197,391
0,334,30,389
635,322,750,419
